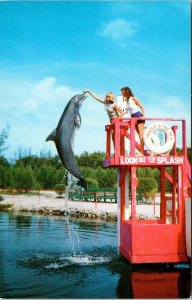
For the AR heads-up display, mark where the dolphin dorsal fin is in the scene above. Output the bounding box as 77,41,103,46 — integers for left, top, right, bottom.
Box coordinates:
46,129,56,142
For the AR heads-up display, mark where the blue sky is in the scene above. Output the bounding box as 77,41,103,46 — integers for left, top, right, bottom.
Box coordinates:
0,1,190,159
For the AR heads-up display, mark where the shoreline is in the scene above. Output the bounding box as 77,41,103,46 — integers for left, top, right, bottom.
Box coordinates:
0,192,160,221
1,193,118,221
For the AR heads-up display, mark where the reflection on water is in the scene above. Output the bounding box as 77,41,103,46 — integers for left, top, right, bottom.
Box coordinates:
0,212,190,299
15,215,32,228
116,262,191,299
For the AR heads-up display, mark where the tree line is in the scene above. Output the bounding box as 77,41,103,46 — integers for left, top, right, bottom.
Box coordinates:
0,151,174,195
0,151,117,191
0,126,191,194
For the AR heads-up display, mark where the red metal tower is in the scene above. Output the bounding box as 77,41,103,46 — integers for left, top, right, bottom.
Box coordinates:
103,117,191,263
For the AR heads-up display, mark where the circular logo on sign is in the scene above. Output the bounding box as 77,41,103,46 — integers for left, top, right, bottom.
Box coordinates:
143,122,175,155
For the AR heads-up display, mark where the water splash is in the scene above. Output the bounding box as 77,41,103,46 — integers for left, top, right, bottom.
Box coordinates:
45,262,68,269
44,255,111,269
66,254,111,265
67,222,82,257
63,171,83,257
19,247,115,271
64,171,82,202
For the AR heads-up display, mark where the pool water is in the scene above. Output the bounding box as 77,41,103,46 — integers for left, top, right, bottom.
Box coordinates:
0,212,190,298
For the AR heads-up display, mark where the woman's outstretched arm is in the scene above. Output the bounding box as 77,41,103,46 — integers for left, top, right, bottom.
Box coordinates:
83,90,104,103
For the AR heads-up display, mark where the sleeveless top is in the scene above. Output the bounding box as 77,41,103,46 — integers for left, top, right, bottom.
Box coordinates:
104,101,119,118
125,96,139,115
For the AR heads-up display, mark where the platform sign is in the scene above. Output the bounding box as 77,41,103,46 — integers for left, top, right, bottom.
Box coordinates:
119,156,184,165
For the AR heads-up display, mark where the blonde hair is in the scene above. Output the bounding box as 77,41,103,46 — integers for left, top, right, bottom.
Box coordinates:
105,92,114,103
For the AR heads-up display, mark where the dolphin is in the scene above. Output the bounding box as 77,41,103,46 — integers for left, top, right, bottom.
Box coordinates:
46,93,87,189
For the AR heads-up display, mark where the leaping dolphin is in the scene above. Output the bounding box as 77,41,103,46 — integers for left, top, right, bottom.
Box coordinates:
46,94,87,189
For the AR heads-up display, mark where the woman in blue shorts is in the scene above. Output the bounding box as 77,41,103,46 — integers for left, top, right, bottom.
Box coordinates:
121,87,145,155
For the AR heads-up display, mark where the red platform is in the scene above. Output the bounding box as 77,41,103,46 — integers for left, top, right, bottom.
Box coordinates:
119,220,188,263
103,117,191,263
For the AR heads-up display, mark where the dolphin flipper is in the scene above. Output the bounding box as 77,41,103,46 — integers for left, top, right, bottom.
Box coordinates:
74,115,81,129
46,129,56,142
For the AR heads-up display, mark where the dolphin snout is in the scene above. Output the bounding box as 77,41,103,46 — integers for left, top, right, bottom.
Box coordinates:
81,93,87,100
78,93,87,107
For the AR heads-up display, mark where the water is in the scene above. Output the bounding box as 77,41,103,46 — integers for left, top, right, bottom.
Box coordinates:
0,212,191,299
64,171,83,204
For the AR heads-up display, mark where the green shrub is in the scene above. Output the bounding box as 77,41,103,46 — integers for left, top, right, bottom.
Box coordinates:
95,167,117,188
12,166,37,192
34,165,64,190
137,177,157,202
34,182,42,191
86,178,99,188
77,151,105,168
0,166,13,188
80,167,97,180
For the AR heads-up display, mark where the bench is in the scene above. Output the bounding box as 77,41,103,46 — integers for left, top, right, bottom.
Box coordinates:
96,188,117,203
71,187,117,203
69,188,148,204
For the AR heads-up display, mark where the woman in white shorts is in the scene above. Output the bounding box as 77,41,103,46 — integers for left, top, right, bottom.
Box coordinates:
121,87,145,155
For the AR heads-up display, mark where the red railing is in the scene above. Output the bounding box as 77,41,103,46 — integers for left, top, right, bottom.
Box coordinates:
105,117,187,162
104,117,191,199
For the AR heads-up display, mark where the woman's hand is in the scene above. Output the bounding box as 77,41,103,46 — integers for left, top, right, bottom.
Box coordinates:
83,90,104,103
115,105,124,118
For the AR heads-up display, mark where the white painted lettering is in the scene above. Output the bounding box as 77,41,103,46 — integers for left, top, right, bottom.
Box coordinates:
138,157,146,163
177,157,184,164
149,157,156,163
120,157,125,164
169,157,174,164
125,157,129,164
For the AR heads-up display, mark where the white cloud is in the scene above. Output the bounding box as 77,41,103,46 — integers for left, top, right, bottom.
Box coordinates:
0,76,107,159
146,95,190,119
98,18,137,43
22,77,77,111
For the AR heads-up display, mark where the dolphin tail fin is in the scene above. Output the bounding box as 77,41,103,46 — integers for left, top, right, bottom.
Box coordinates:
46,129,56,142
77,178,87,190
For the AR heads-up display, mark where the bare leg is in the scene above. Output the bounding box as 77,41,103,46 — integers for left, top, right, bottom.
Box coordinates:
111,129,115,145
136,122,145,154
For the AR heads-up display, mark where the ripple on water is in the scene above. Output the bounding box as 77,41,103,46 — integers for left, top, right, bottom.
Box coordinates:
44,254,112,269
18,246,117,272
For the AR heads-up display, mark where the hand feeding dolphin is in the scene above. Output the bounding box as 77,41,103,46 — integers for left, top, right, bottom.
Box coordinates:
46,93,87,189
